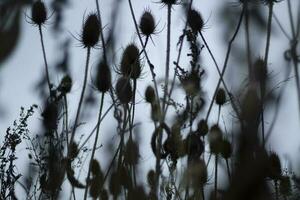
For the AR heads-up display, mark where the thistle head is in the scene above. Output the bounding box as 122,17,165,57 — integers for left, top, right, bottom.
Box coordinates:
95,60,111,93
120,44,141,79
31,1,47,25
145,85,156,103
115,77,132,104
215,88,226,106
81,14,100,48
139,10,156,37
187,9,204,33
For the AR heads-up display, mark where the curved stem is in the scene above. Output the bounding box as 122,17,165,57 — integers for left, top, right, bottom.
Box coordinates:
205,8,245,123
69,47,91,152
162,4,172,116
83,93,105,200
261,2,274,147
38,25,52,95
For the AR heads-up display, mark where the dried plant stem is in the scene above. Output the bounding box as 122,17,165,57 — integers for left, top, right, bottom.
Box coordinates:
78,104,114,150
38,25,52,95
244,2,252,79
162,4,172,114
83,93,105,200
225,158,231,181
205,8,245,122
63,95,69,145
167,0,194,115
69,47,91,151
287,0,300,123
214,154,218,199
127,0,160,100
261,2,274,147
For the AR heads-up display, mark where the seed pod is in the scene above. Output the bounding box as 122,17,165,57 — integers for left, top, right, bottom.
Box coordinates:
268,152,281,181
185,134,204,158
197,119,208,136
151,102,162,122
147,170,156,188
139,10,155,37
31,1,47,25
253,58,267,83
145,85,156,103
115,77,132,104
161,0,177,5
220,139,232,159
187,9,204,32
124,139,139,165
96,60,111,93
42,102,58,131
82,14,100,48
216,88,226,106
58,75,72,94
120,44,141,79
208,125,223,154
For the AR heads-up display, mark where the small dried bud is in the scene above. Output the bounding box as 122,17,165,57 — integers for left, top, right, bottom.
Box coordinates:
220,139,232,159
185,134,204,158
124,139,139,165
116,77,132,104
187,9,204,32
96,60,111,93
31,1,47,25
58,75,72,94
161,0,177,5
147,170,156,188
253,58,267,83
139,10,155,37
208,125,223,154
151,102,162,122
120,44,141,79
197,119,208,136
82,14,100,48
216,88,226,106
145,85,156,103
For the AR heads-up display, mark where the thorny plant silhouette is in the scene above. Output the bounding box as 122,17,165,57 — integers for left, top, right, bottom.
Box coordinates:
1,0,300,199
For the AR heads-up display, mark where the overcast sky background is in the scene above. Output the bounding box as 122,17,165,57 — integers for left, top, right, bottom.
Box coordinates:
0,0,300,198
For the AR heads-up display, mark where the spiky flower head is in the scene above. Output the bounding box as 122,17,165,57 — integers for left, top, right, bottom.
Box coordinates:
139,10,156,37
187,9,204,32
31,1,47,25
120,44,141,79
81,14,100,48
95,60,111,93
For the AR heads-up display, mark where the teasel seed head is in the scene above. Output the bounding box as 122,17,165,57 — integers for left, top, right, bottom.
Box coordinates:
96,60,111,93
197,119,208,136
58,75,72,94
81,14,100,48
115,77,132,104
31,1,47,25
120,44,141,79
145,85,156,103
216,88,226,106
208,125,223,154
187,9,204,33
139,10,155,37
220,139,232,159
